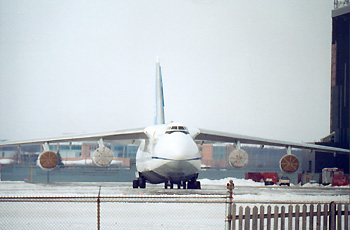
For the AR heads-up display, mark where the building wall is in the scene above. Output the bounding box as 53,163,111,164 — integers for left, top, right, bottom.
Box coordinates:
200,144,213,160
314,6,350,177
331,6,350,149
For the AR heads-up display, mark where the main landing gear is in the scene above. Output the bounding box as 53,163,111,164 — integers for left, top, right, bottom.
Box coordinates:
132,173,201,190
132,179,201,189
187,180,201,190
164,180,201,190
133,178,146,189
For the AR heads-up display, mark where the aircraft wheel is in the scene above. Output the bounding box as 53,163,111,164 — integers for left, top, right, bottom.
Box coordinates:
195,181,201,189
188,181,201,189
133,180,139,189
140,180,146,189
187,181,195,189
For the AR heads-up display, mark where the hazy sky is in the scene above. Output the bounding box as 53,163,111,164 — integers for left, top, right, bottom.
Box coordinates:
0,0,334,143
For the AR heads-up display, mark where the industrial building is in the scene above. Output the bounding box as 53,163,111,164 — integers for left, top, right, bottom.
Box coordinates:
330,3,350,149
302,4,350,183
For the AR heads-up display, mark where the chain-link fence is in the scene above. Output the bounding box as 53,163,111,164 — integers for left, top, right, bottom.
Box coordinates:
0,195,228,229
2,180,348,230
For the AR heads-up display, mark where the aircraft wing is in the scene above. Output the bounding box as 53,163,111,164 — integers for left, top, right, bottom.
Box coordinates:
195,128,350,154
0,128,148,147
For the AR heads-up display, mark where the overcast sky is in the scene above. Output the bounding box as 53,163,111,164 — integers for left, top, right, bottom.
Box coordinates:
0,0,334,143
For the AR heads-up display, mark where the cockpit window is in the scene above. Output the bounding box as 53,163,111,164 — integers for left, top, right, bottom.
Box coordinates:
165,125,189,134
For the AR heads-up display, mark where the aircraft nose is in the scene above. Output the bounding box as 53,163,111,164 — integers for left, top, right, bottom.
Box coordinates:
171,144,197,160
156,133,200,160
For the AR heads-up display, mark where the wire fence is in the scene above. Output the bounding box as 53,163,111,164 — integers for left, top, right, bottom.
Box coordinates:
0,195,228,230
1,181,349,230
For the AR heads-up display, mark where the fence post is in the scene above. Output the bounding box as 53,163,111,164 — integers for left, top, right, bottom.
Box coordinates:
302,204,307,230
295,204,300,230
252,206,258,230
337,203,341,229
288,205,293,230
329,201,335,230
280,206,285,230
267,205,271,230
259,205,264,230
239,206,243,230
273,206,278,230
244,206,250,230
227,180,234,230
232,204,236,230
344,203,348,230
97,186,101,230
316,204,321,230
323,204,328,230
309,204,314,229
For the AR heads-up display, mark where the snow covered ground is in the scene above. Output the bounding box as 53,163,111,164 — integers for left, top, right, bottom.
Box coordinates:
0,177,349,202
62,159,123,166
0,178,349,229
200,178,350,203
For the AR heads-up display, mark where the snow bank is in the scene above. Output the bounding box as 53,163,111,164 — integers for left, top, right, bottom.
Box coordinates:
63,159,92,165
62,159,122,166
0,159,14,164
302,182,349,188
301,182,323,188
200,177,264,187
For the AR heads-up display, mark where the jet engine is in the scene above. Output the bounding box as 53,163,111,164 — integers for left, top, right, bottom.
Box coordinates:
37,151,58,170
93,146,113,167
228,149,249,168
279,154,299,173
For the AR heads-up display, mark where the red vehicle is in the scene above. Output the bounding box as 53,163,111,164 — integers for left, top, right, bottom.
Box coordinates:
322,168,349,186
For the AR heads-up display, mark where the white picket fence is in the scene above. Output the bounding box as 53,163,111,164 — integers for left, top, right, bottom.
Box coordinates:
227,202,349,230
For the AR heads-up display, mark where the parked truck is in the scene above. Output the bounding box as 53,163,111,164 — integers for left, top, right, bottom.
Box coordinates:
322,168,349,186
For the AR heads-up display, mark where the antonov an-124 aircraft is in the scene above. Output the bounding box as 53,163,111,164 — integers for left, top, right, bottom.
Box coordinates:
0,59,349,189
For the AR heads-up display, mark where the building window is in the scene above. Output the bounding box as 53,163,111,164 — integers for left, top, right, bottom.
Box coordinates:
213,146,226,160
126,145,138,159
308,161,312,173
60,146,70,150
49,145,57,151
72,145,82,150
112,144,124,158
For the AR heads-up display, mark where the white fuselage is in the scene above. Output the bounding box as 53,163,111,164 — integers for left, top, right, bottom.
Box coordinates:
136,122,202,184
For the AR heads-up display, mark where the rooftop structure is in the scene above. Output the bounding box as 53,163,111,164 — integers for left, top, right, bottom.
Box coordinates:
334,0,350,9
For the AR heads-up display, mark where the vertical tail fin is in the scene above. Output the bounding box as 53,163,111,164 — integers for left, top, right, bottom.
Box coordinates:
155,57,165,125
